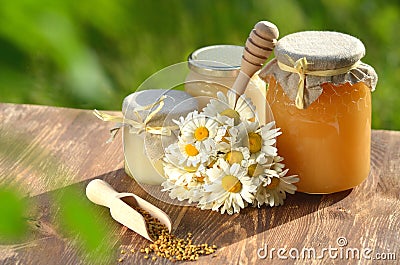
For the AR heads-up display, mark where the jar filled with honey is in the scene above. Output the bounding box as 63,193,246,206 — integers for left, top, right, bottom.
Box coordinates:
185,45,270,125
259,31,378,194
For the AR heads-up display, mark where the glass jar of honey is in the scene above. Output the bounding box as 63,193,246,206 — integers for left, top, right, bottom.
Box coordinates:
259,31,378,194
185,45,271,125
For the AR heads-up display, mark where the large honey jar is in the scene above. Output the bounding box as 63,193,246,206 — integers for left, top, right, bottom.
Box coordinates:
259,31,378,193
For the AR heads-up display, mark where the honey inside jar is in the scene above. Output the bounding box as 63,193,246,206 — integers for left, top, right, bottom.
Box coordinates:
266,77,372,193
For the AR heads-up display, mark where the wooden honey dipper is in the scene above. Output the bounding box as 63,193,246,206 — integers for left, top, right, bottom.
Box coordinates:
231,21,279,96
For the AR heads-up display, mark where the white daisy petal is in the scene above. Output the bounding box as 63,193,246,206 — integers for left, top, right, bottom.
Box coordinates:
235,193,245,208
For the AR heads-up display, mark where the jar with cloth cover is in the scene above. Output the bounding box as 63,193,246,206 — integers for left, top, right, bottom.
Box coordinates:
259,31,378,193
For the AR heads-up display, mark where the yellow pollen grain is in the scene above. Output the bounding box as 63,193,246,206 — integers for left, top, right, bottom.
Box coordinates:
185,144,199,156
248,132,262,153
194,127,209,141
222,175,242,193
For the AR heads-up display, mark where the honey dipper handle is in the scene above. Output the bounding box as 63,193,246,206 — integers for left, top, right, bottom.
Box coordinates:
86,179,120,208
231,21,279,96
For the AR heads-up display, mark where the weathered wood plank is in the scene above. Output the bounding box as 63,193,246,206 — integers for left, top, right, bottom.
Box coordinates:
0,104,399,265
0,103,124,196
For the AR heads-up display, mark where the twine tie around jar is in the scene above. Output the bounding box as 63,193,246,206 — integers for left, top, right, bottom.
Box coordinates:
277,56,361,109
93,95,178,142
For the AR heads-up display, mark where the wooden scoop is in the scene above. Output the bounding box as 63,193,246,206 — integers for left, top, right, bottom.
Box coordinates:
231,21,279,96
86,179,172,242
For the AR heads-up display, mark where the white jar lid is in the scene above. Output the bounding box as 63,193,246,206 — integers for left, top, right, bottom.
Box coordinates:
188,45,243,77
122,89,198,126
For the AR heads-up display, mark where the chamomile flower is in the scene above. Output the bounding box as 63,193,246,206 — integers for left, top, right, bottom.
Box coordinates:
164,140,208,167
203,91,256,125
244,153,278,185
199,159,257,214
242,121,281,157
163,163,207,187
162,163,207,202
255,169,299,207
161,180,203,203
179,114,219,152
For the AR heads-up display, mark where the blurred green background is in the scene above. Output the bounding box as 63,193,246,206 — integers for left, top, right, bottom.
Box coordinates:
0,0,399,129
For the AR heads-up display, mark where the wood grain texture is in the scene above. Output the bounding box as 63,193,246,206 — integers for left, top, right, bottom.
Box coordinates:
0,103,399,265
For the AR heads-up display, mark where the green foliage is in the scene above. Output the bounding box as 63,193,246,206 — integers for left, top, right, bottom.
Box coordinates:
57,187,115,263
0,187,28,242
0,0,399,129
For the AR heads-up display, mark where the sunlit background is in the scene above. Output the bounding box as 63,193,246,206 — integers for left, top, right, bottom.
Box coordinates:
0,0,399,129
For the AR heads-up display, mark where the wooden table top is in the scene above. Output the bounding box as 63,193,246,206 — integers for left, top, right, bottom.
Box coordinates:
0,103,398,265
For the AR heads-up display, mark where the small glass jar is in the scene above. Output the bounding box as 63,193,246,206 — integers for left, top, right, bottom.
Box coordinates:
259,31,378,194
185,45,271,124
122,89,198,185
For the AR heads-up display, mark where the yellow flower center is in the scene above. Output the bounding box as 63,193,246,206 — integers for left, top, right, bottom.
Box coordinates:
225,151,244,165
184,165,198,172
185,144,199,156
247,164,258,177
248,132,262,153
220,108,240,125
266,178,280,190
194,127,209,141
221,175,242,193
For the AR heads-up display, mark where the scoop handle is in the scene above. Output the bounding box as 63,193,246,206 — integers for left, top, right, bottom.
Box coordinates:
231,21,279,96
86,179,119,208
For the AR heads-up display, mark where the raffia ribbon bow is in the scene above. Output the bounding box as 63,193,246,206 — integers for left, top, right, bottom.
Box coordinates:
277,56,361,109
93,95,178,143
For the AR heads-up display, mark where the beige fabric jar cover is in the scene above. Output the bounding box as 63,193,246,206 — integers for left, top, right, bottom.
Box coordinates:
259,31,378,109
